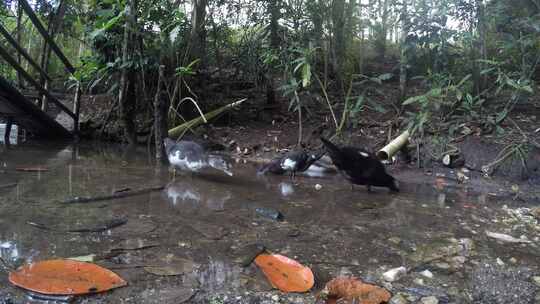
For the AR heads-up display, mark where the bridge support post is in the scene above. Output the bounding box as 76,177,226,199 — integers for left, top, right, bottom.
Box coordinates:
72,82,81,136
4,117,13,146
41,80,49,111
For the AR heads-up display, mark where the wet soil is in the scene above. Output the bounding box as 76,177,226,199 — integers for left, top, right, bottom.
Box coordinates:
0,142,539,304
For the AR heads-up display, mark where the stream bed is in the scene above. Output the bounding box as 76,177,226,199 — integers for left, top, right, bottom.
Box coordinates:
0,142,539,303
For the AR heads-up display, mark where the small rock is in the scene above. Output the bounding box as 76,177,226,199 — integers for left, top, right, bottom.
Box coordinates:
420,296,439,304
509,257,518,264
414,278,425,285
255,207,284,221
485,231,532,243
420,270,434,279
233,243,266,267
496,258,505,266
388,237,402,244
533,276,540,287
315,184,322,190
530,207,540,220
383,266,407,282
389,294,410,304
271,294,280,302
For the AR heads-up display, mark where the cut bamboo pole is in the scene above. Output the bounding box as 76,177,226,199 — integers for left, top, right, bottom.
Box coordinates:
168,98,246,139
377,130,410,160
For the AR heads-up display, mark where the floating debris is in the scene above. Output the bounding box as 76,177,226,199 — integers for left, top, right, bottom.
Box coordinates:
383,266,407,282
485,231,532,244
255,207,284,221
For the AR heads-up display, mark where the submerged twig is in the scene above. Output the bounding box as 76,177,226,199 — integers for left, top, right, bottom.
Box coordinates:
0,256,14,272
27,217,128,233
0,183,17,190
61,185,164,204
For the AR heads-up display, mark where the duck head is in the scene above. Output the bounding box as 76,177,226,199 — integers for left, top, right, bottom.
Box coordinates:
208,154,234,176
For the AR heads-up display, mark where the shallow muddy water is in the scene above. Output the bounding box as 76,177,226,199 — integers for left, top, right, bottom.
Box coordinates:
0,142,539,303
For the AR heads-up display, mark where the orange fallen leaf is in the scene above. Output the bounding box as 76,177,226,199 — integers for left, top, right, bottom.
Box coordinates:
15,166,48,172
9,259,127,295
319,277,391,304
254,253,314,292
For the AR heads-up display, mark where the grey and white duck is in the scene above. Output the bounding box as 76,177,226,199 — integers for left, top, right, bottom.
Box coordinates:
164,138,233,176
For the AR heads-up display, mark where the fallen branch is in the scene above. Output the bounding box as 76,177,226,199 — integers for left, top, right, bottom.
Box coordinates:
27,217,128,233
61,185,164,204
0,183,17,189
0,256,13,272
168,98,246,138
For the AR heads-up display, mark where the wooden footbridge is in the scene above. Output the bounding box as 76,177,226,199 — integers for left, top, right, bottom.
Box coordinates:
0,0,80,142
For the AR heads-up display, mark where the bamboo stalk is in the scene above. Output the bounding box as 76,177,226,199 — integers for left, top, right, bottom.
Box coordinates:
168,99,246,139
377,130,410,160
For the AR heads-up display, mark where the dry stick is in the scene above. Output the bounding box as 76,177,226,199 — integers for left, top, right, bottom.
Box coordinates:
0,256,13,272
0,183,17,189
314,74,338,129
481,144,519,175
61,185,164,204
27,217,127,233
294,91,302,146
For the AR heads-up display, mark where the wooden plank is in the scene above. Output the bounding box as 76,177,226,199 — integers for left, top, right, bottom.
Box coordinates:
18,0,75,74
0,23,52,82
0,75,72,138
0,45,76,119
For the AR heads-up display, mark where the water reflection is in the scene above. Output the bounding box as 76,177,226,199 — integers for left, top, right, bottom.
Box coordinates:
197,257,243,292
0,240,19,262
279,182,294,196
165,180,232,211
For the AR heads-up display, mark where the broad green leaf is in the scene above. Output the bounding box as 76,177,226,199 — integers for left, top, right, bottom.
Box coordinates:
428,87,442,97
456,90,463,101
521,85,533,93
403,95,424,105
301,64,311,88
378,73,394,81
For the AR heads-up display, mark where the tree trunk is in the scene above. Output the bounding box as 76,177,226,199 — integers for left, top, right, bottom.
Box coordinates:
379,0,390,60
345,0,357,43
266,0,281,105
399,0,409,103
154,65,168,162
190,0,208,65
310,1,323,46
16,2,23,88
119,0,138,145
332,0,346,96
475,0,487,95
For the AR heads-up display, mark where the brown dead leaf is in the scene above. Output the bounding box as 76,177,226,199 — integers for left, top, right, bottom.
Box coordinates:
319,277,391,304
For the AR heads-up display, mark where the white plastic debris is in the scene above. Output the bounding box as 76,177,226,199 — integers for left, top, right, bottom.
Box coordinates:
420,269,434,279
383,266,407,282
485,231,532,244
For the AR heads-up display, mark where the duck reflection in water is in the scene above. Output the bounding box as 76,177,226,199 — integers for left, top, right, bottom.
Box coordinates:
165,180,232,211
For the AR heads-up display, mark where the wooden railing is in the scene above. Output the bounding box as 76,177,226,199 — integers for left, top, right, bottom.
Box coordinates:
0,0,81,134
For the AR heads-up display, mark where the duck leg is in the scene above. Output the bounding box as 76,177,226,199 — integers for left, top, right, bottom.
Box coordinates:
290,171,296,182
